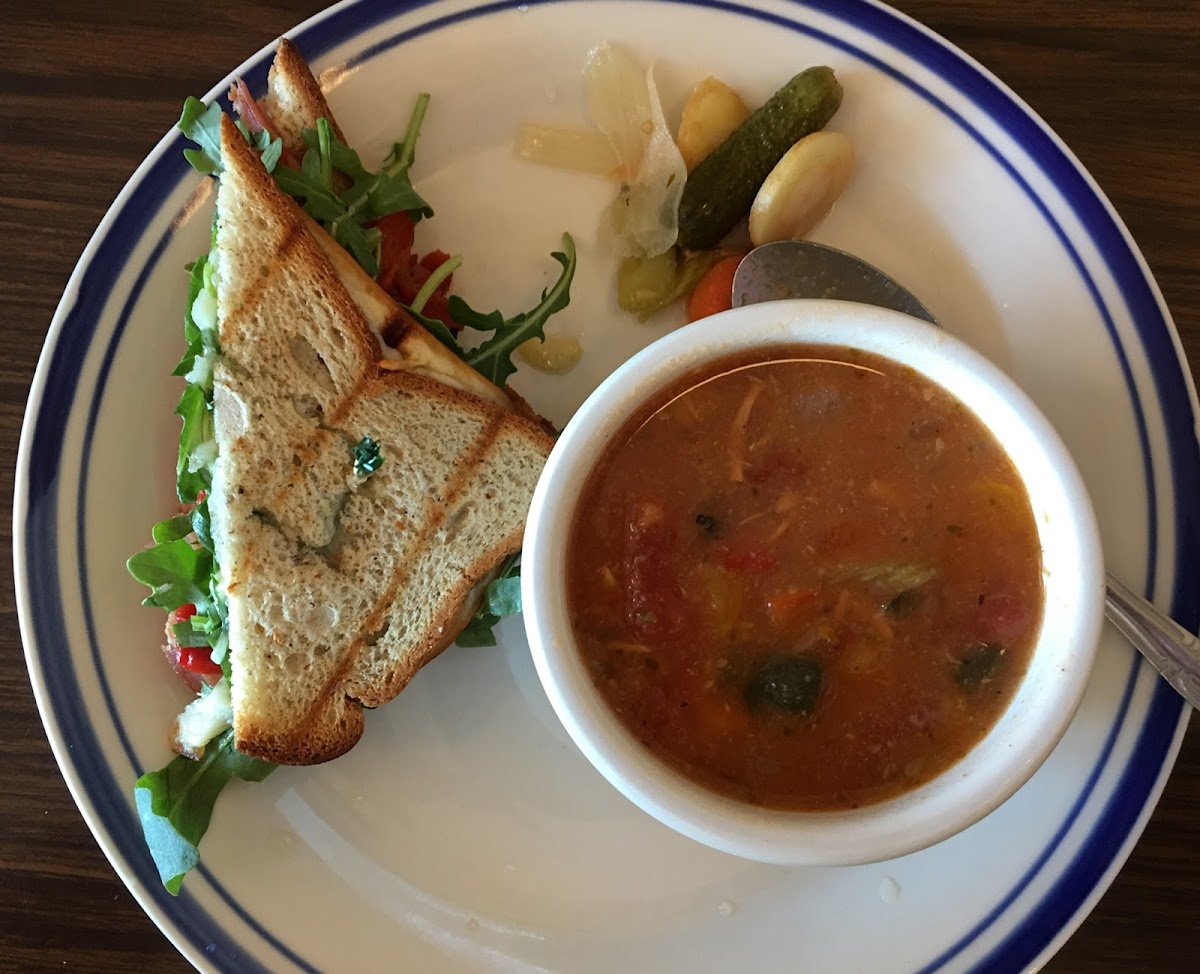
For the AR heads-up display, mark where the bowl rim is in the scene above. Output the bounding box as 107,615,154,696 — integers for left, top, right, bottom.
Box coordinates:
522,298,1106,866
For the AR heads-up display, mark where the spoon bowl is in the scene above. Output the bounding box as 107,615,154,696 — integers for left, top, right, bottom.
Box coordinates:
732,239,936,322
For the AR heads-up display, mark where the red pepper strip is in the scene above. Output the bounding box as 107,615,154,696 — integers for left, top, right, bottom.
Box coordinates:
372,214,462,334
766,587,820,627
375,211,417,295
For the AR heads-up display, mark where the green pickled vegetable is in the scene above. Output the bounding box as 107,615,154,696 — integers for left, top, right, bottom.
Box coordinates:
677,66,843,251
617,247,720,321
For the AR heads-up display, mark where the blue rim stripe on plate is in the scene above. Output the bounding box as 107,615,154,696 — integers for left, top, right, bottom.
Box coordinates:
17,1,1196,972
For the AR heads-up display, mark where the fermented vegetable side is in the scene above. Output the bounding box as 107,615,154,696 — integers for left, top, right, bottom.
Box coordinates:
677,66,844,250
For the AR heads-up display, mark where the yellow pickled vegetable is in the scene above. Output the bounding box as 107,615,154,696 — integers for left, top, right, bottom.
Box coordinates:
617,247,720,321
748,130,854,246
517,335,583,374
676,77,750,172
515,124,618,178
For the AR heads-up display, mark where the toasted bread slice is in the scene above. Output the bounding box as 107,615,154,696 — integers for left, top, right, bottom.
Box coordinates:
253,40,517,412
258,38,347,153
209,114,554,764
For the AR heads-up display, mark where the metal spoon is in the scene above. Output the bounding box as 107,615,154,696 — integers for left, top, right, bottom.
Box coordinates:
731,238,1200,710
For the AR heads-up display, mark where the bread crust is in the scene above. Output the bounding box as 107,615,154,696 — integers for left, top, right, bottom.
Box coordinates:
260,38,347,154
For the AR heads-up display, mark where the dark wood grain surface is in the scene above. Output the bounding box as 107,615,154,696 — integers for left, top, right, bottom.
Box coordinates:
2,1,1197,971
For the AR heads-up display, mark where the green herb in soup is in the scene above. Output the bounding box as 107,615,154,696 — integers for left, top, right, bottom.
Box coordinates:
566,345,1044,812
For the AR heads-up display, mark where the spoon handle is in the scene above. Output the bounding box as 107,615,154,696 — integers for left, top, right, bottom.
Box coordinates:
1105,570,1200,709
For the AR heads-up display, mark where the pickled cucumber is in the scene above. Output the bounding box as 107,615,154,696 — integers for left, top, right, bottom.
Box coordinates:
676,66,843,251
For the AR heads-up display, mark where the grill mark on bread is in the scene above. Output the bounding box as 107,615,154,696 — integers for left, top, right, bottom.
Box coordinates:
221,221,304,327
378,307,413,348
294,411,510,730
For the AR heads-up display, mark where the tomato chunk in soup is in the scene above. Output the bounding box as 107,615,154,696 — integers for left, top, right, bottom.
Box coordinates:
566,345,1044,811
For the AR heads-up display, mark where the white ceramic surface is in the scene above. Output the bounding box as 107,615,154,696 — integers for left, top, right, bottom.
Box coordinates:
13,1,1198,972
523,299,1106,867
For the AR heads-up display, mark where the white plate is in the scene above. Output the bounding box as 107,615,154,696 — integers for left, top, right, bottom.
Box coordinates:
14,1,1199,972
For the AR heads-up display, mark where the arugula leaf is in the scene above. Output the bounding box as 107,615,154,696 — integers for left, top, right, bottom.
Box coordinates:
151,514,194,544
180,94,282,178
270,95,434,279
459,234,577,387
955,642,1006,690
239,124,282,174
178,97,223,175
455,613,501,648
127,539,213,612
191,497,213,552
275,151,385,274
135,729,275,894
173,255,208,378
484,563,523,617
175,383,212,503
455,553,523,648
401,302,464,357
171,620,212,649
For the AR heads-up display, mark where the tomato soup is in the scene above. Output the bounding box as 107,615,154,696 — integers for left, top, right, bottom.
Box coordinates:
566,344,1044,811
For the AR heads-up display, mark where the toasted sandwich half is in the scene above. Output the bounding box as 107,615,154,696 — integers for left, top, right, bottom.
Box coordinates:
242,39,521,412
207,112,555,765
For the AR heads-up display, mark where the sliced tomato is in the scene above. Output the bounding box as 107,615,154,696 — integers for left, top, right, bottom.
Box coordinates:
721,545,778,573
164,603,222,693
375,211,417,294
624,503,689,640
977,593,1030,642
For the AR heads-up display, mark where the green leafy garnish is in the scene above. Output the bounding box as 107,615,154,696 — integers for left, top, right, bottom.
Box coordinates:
955,642,1006,690
174,383,213,504
457,234,577,387
410,253,462,315
172,254,208,379
179,97,224,174
746,655,824,715
456,553,523,647
403,302,465,358
353,435,383,477
151,513,194,544
178,97,282,176
135,729,276,895
127,538,213,613
883,588,922,618
191,496,213,551
272,94,434,277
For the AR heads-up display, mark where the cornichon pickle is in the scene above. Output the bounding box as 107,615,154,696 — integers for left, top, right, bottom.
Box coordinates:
676,66,843,251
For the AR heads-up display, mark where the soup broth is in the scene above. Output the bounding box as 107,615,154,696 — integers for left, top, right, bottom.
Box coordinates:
566,344,1044,811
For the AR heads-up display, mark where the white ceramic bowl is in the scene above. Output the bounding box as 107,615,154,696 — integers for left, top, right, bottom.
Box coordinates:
522,299,1105,866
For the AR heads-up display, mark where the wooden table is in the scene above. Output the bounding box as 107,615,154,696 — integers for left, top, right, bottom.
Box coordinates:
2,1,1196,970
